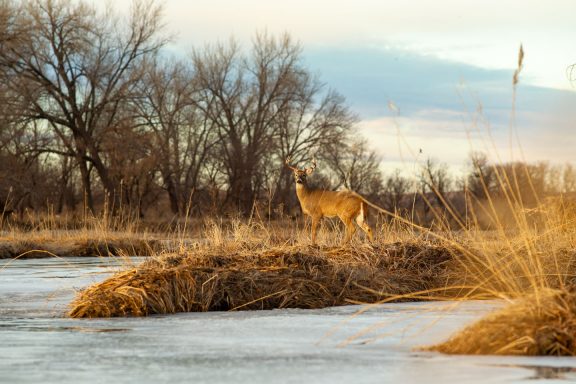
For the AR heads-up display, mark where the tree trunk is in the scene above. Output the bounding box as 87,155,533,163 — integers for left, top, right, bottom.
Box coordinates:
77,157,94,214
165,176,180,215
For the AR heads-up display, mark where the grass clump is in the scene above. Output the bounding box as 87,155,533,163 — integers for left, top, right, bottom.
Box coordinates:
68,240,458,318
427,289,576,356
417,198,576,356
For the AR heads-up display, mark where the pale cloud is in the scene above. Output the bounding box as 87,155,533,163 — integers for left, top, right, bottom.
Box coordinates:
108,0,576,90
360,101,576,174
154,0,576,90
303,44,576,167
359,111,485,164
105,0,576,169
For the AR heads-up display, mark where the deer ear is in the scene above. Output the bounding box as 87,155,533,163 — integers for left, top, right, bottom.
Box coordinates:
305,168,314,175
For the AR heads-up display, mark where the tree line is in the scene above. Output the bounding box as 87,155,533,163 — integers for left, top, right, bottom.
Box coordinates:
0,0,574,226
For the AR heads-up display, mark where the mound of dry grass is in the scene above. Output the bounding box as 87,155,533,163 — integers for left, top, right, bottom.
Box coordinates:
0,235,161,259
68,241,458,318
426,289,576,356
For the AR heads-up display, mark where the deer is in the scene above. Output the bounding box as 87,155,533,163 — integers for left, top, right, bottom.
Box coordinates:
285,156,374,245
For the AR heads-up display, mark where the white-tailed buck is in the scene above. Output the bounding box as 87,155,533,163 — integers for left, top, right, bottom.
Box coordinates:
285,157,374,245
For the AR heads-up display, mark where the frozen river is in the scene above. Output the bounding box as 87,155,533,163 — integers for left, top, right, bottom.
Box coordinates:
1,257,576,383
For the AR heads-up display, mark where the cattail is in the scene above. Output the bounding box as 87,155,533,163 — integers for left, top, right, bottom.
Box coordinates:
513,44,524,86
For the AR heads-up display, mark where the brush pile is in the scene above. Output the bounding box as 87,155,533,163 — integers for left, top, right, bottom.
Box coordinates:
68,242,456,318
427,289,576,356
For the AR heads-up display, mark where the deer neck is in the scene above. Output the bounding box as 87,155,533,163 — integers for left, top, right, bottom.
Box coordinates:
296,182,312,201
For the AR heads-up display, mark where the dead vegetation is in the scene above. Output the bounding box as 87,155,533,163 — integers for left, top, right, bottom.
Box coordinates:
63,198,576,326
0,237,159,259
417,205,576,356
68,240,459,318
0,229,162,259
416,191,576,356
426,289,576,356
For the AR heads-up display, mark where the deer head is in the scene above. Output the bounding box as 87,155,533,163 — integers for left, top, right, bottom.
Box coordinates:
285,156,316,185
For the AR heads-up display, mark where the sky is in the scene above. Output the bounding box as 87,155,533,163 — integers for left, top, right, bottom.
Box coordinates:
116,0,576,175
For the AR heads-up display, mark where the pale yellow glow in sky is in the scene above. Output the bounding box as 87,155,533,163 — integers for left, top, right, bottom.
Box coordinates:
153,0,576,90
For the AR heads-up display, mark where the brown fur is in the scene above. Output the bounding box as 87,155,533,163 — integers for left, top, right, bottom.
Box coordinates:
286,158,373,245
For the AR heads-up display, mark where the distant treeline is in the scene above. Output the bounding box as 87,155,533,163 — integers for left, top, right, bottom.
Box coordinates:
0,0,574,226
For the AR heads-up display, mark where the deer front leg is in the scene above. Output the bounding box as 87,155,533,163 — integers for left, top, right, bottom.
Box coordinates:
311,215,321,245
341,217,356,245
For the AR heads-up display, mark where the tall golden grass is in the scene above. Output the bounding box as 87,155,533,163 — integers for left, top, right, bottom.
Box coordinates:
421,193,576,355
422,45,576,356
64,193,576,334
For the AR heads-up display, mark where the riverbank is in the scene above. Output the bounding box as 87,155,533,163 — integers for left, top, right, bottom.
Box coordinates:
0,230,163,259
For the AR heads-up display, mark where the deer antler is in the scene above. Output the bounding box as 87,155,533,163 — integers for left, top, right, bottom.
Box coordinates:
285,156,299,171
305,157,317,174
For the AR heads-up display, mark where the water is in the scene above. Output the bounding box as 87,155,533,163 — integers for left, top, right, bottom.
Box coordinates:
1,257,576,383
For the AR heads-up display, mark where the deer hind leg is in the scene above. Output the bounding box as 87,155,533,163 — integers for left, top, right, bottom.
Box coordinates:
355,203,374,242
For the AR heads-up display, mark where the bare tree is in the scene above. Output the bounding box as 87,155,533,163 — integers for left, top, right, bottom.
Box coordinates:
323,138,383,197
420,157,452,206
133,57,219,215
192,32,357,214
417,157,464,225
192,34,289,212
562,163,576,193
493,161,548,206
0,121,58,216
466,151,496,199
0,0,167,213
272,89,355,210
381,169,412,213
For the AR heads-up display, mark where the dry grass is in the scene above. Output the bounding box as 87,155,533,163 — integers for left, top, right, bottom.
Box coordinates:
411,41,576,358
63,199,576,328
414,195,576,356
68,237,459,318
7,186,576,360
0,209,168,258
426,289,576,356
0,229,162,258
